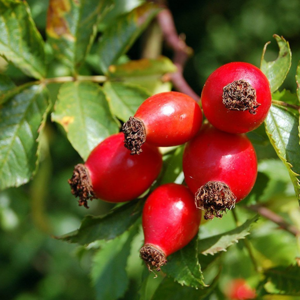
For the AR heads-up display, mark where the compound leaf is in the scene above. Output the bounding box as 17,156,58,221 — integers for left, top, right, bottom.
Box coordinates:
198,216,258,255
0,85,49,190
162,235,205,289
0,0,46,79
264,105,300,203
52,81,119,161
98,3,161,73
259,265,300,296
103,81,149,122
91,225,139,300
46,0,113,72
58,199,143,245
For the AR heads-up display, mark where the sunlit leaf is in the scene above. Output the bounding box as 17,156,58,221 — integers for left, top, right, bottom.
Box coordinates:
91,225,139,300
52,81,119,160
98,3,161,73
0,0,46,79
260,35,291,93
107,57,176,79
198,216,258,255
264,105,300,202
103,82,150,121
46,0,113,72
162,235,205,288
58,199,143,245
0,85,49,190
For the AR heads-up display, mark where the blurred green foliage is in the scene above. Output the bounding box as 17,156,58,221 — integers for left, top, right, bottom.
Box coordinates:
1,0,300,299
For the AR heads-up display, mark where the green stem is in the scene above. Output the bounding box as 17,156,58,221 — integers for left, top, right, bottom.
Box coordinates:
231,209,262,273
272,100,300,111
42,75,107,85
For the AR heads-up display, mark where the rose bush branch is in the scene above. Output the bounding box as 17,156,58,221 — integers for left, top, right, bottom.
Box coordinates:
246,204,300,236
156,8,200,101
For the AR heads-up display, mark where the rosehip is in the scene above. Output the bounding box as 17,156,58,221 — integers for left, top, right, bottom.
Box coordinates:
68,133,162,207
225,279,256,300
183,125,257,220
201,62,271,134
140,183,201,271
122,91,203,155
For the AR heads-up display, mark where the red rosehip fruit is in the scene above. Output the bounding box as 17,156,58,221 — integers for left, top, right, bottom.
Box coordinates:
201,62,271,134
140,183,202,271
183,125,257,220
68,133,162,207
225,279,256,300
122,91,202,155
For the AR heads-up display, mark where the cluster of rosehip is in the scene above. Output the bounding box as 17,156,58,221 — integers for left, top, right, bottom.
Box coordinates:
69,62,272,271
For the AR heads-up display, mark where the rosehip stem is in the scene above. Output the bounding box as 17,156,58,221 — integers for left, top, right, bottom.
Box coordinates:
232,209,262,273
246,204,300,236
42,75,107,84
272,100,300,112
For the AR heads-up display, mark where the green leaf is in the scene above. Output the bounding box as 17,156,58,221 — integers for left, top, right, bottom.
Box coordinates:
261,265,300,296
98,0,144,31
158,146,184,185
108,57,176,79
264,105,300,202
46,0,113,72
0,0,46,79
103,82,150,122
98,3,161,73
0,74,15,97
58,199,143,245
52,82,119,160
151,267,220,300
108,56,176,94
273,89,298,106
260,35,291,93
162,235,205,288
91,225,138,300
198,216,259,255
0,81,36,106
0,85,49,190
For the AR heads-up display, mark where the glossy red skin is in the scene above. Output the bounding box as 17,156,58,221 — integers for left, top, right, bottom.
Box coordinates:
85,133,162,202
201,62,271,134
134,91,202,147
142,183,201,256
183,125,257,202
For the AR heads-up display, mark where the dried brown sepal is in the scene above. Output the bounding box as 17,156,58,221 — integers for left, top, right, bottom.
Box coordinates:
140,244,167,272
222,80,260,114
195,181,236,220
122,116,146,155
68,164,96,209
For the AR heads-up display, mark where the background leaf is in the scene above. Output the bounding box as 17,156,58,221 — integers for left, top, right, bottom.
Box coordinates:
58,199,143,245
91,224,139,300
98,3,161,73
46,0,113,72
0,85,49,190
260,35,291,93
264,105,300,202
259,265,300,296
52,81,119,160
107,57,176,94
198,216,259,255
158,146,184,185
0,0,46,79
162,235,205,288
103,81,150,121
